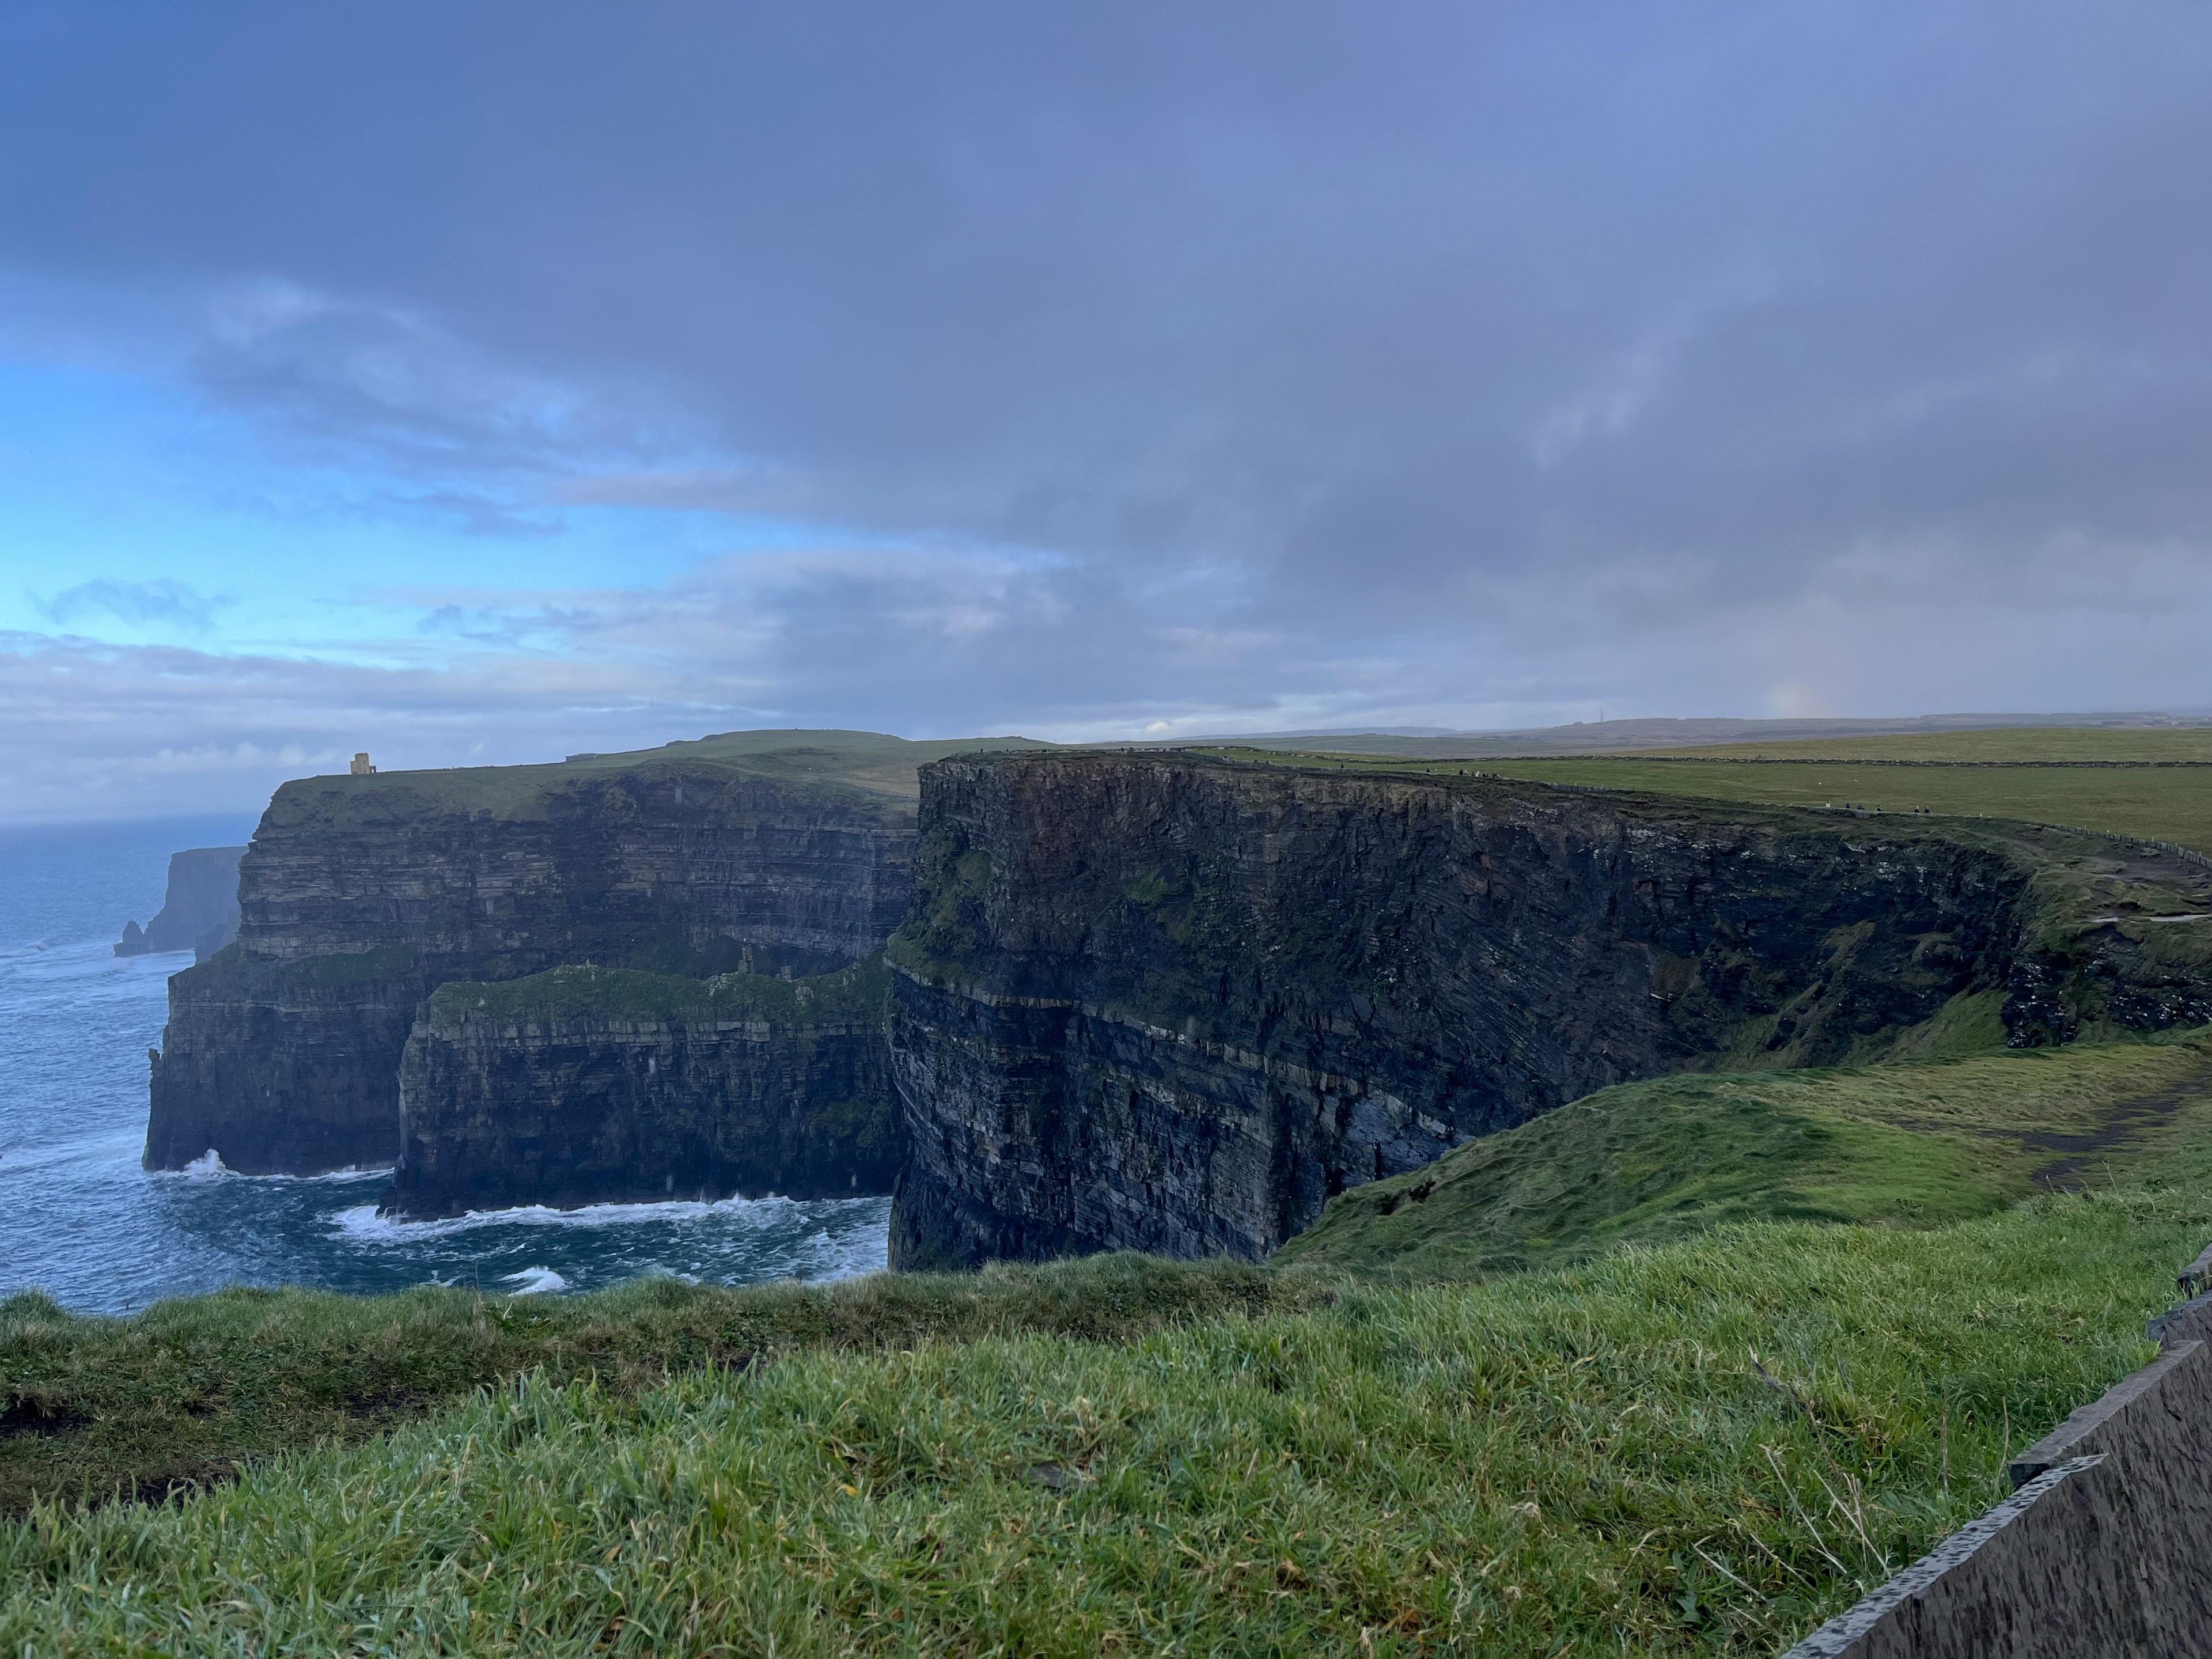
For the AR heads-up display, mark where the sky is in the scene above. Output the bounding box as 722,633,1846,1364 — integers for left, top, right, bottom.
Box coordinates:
1,2,2209,822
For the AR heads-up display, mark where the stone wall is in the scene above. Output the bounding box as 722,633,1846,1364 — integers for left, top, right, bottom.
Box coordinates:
1783,1277,2212,1657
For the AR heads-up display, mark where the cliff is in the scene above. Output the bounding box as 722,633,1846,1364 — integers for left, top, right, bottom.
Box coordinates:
885,753,2212,1268
142,944,428,1174
385,959,897,1218
114,846,245,959
146,730,1025,1176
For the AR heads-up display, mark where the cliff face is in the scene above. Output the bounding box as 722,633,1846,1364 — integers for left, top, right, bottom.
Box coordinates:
115,846,245,959
231,761,912,976
146,736,940,1176
885,754,2206,1270
387,961,897,1219
143,945,423,1173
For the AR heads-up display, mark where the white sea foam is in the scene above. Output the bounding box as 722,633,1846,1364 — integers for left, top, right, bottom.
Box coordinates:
329,1191,823,1245
283,1164,393,1183
803,1224,891,1282
150,1155,391,1184
502,1266,568,1296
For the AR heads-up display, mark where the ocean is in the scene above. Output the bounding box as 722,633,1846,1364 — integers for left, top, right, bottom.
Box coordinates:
0,816,891,1314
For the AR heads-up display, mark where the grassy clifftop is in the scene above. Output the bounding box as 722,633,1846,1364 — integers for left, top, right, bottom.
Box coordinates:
1206,726,2212,854
1634,727,2212,763
1278,1032,2212,1277
260,729,1048,825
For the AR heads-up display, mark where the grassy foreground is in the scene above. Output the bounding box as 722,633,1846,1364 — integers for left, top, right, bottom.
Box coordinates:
2,1187,2205,1654
0,1257,1327,1518
8,1030,2211,1651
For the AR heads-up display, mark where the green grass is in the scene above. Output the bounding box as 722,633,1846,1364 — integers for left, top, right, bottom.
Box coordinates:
3,1190,2206,1654
1464,757,2212,856
1194,729,2212,855
1631,727,2212,764
1279,1033,2212,1278
263,729,1049,823
1183,725,2212,855
0,1256,1328,1520
430,956,891,1027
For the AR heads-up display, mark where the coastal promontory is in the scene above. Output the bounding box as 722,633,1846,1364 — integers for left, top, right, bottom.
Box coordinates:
142,730,1025,1183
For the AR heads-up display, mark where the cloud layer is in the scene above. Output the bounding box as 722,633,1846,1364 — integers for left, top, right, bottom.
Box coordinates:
1,3,2209,818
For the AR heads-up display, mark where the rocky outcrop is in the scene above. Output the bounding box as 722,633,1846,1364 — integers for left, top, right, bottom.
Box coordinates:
145,734,961,1176
115,846,245,959
2002,871,2212,1044
385,960,897,1219
885,753,2212,1270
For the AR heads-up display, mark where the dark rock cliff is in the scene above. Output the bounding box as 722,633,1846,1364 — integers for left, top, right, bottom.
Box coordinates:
143,945,427,1173
386,960,898,1219
885,753,2212,1270
145,733,954,1176
115,846,245,959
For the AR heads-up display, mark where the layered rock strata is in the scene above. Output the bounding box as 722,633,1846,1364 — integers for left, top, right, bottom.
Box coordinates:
386,960,897,1219
145,734,949,1175
887,753,2212,1269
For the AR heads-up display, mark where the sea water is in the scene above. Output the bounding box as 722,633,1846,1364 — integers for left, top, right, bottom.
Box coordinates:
0,816,891,1313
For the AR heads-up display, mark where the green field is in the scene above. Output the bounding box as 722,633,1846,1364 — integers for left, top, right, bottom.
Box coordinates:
6,1035,2212,1652
0,1257,1325,1521
1469,758,2212,854
1633,727,2212,764
1207,728,2212,855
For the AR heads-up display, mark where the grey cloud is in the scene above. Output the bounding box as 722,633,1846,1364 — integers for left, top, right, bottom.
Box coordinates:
0,629,766,823
393,491,566,540
558,467,817,518
7,509,2211,823
186,281,664,485
36,579,233,631
2,2,2210,746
